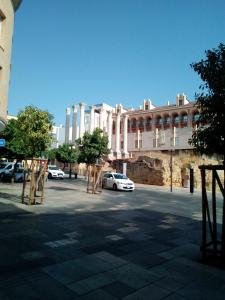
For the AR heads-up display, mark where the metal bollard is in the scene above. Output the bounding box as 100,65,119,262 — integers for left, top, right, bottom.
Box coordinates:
190,168,194,194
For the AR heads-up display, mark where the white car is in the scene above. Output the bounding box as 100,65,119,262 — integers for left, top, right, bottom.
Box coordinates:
47,165,65,179
102,172,135,191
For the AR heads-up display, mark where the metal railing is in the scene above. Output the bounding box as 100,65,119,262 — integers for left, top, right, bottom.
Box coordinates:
199,164,225,261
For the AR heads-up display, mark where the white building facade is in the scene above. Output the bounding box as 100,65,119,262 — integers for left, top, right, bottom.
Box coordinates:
60,94,199,158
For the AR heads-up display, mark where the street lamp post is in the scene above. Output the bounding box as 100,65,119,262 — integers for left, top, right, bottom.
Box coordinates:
170,126,176,192
170,149,173,192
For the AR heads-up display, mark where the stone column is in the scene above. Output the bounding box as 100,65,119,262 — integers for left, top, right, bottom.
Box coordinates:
137,129,140,149
72,105,78,143
172,126,176,147
115,112,121,158
152,114,156,131
65,107,70,144
99,108,104,130
123,114,129,157
79,103,85,139
155,128,159,148
107,110,112,150
90,105,95,133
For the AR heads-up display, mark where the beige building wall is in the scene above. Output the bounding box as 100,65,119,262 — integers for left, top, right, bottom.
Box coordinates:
0,0,21,131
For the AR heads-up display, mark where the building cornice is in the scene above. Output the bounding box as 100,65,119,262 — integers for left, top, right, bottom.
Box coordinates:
121,102,197,117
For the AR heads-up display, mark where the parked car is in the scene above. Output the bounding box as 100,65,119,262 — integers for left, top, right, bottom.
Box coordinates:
102,172,135,191
2,167,25,183
0,162,23,180
47,165,65,179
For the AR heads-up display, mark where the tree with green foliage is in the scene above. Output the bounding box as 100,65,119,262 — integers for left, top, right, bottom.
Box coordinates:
189,43,225,158
1,106,53,158
46,148,57,163
55,144,78,178
76,128,110,165
76,128,110,191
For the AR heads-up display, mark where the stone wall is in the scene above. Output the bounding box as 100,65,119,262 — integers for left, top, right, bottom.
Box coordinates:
111,157,164,185
111,151,223,188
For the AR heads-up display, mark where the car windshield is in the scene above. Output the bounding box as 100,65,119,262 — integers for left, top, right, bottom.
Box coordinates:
114,174,128,180
48,166,60,170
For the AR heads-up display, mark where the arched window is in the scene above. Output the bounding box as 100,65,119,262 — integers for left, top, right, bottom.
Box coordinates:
138,117,144,131
180,112,188,127
145,117,152,131
128,119,131,133
163,115,170,128
155,115,163,128
172,114,179,126
131,118,137,132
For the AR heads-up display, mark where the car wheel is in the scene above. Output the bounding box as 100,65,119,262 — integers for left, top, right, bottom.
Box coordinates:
113,183,117,191
48,173,52,179
17,177,23,183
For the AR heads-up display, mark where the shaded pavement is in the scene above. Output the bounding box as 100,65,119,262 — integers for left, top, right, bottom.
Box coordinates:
0,179,224,299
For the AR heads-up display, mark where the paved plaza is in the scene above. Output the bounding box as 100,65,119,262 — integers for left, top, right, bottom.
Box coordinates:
0,178,224,299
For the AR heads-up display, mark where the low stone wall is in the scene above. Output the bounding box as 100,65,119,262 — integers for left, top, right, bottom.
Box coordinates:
111,158,164,185
111,151,223,188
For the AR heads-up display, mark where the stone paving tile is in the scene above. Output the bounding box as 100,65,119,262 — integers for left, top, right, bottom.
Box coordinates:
157,251,176,260
93,251,128,267
102,244,131,257
157,224,172,229
162,293,187,300
103,281,135,299
154,276,186,293
79,289,118,300
64,231,80,238
122,251,167,269
57,260,94,282
42,264,75,284
67,273,115,295
175,257,225,281
106,263,162,289
117,227,140,233
44,247,86,264
106,235,124,241
0,269,44,288
122,283,171,300
21,250,46,260
168,243,200,259
64,254,116,275
149,265,195,286
121,232,152,241
118,240,171,255
0,290,11,300
124,222,138,227
169,237,193,246
45,238,78,248
0,283,42,300
177,281,225,300
0,269,76,300
28,272,77,300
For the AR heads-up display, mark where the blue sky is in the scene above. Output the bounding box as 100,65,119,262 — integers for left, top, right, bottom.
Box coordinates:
9,0,225,125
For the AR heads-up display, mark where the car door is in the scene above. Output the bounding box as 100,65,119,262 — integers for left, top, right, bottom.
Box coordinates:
107,174,114,188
